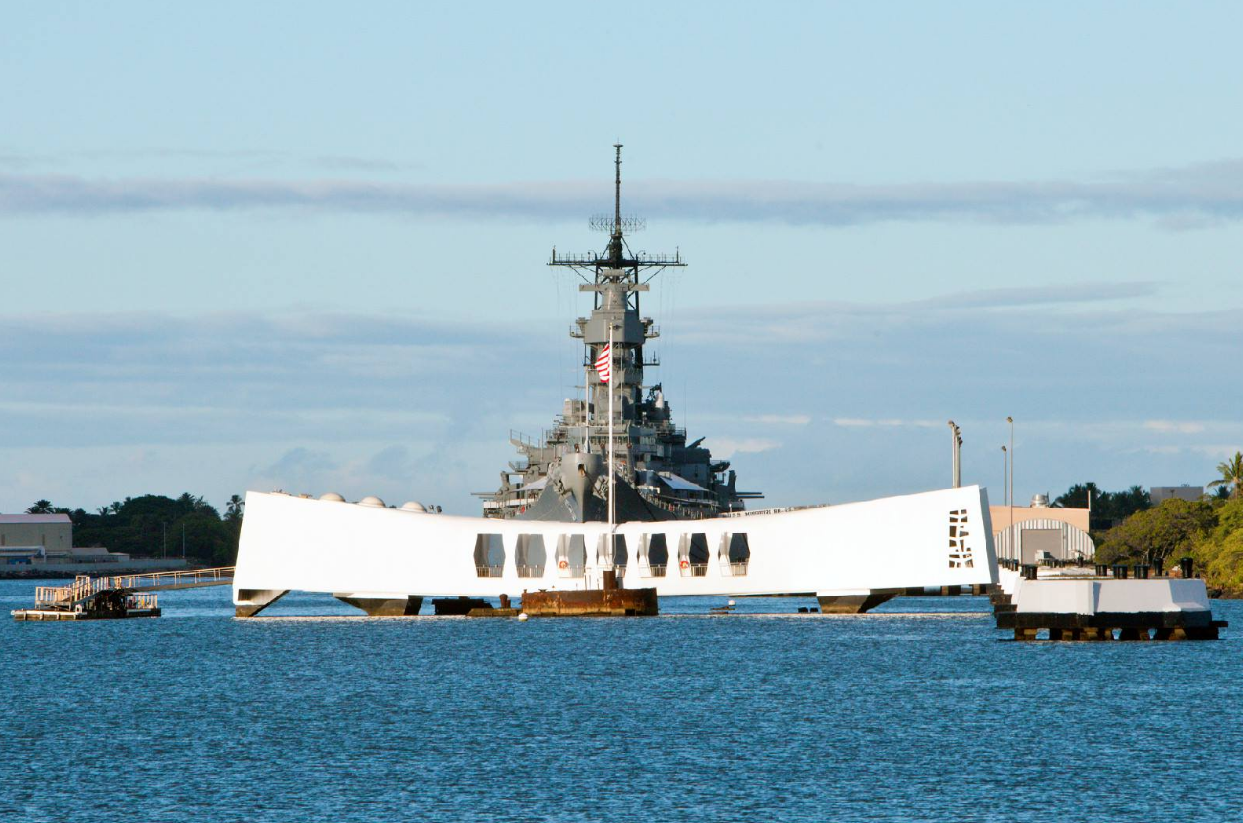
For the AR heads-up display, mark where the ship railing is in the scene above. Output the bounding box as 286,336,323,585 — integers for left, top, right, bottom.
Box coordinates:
475,565,504,578
516,565,545,578
559,564,585,578
642,564,667,578
725,562,750,576
680,563,709,578
509,429,542,448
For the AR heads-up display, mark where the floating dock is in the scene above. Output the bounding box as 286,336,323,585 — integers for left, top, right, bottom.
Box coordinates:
12,576,160,621
12,567,234,622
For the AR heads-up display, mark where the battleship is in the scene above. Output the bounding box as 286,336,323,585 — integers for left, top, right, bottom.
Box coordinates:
479,145,760,523
231,147,998,618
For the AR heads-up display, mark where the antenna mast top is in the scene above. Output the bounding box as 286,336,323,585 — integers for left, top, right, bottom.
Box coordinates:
550,144,684,272
613,143,623,238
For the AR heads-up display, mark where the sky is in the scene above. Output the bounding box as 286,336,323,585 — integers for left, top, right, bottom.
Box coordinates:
1,2,1241,516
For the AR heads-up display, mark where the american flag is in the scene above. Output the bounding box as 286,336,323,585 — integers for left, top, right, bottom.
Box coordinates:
594,343,611,383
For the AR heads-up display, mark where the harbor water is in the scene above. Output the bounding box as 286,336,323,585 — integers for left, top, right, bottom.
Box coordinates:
3,579,1241,822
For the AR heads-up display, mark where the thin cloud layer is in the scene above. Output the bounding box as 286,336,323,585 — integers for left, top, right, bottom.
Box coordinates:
4,159,1243,225
0,297,1236,511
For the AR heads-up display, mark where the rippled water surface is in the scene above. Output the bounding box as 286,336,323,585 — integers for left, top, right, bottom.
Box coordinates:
3,580,1242,822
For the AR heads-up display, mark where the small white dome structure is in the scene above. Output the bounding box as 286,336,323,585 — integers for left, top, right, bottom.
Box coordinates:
358,495,386,508
401,501,428,512
319,492,346,502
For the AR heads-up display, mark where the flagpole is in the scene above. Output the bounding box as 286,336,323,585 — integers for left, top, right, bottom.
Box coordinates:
608,325,615,533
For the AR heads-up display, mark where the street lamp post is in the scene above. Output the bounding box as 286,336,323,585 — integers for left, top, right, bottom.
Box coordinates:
947,420,963,488
948,421,957,488
1001,445,1008,561
1007,416,1015,563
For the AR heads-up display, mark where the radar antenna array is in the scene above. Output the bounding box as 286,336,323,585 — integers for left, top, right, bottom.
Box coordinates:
590,214,646,233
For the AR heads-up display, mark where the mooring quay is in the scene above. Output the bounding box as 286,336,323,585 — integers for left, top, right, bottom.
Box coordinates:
992,560,1227,641
11,567,234,621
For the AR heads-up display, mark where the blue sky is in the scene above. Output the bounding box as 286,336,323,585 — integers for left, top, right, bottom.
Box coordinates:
1,2,1240,515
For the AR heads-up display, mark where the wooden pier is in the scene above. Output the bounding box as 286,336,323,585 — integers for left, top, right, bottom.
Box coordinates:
11,566,234,621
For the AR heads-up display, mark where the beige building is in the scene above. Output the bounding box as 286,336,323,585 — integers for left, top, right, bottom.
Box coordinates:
990,504,1094,564
0,513,73,551
0,512,187,572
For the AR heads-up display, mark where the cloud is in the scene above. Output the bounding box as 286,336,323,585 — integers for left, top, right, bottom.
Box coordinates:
0,148,413,174
1191,444,1243,459
744,414,811,425
832,418,940,428
5,158,1243,226
915,282,1159,309
1144,420,1206,434
257,447,339,481
250,445,424,500
709,438,781,459
2,299,1240,513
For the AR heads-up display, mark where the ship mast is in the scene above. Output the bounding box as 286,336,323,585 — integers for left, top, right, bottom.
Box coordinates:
608,144,620,533
549,145,686,524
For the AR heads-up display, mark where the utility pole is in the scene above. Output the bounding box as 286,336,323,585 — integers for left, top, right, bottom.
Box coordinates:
1001,446,1008,559
1007,416,1015,563
947,420,962,488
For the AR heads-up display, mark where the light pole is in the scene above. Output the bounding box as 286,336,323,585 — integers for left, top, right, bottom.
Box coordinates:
947,420,963,488
955,425,962,488
1001,445,1008,561
1007,416,1015,564
948,421,957,488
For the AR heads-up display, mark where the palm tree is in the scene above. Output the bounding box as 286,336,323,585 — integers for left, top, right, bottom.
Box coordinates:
1208,451,1243,500
225,495,244,522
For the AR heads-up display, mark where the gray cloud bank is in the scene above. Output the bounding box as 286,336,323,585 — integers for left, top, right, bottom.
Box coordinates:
0,292,1237,512
5,159,1243,225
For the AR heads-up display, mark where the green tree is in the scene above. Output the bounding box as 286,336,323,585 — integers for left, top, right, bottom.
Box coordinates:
1095,498,1217,565
1208,451,1243,500
1053,482,1150,532
1054,482,1100,510
26,500,71,514
67,493,241,564
1193,497,1243,594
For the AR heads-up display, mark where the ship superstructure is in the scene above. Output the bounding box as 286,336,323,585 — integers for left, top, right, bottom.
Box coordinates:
479,146,761,522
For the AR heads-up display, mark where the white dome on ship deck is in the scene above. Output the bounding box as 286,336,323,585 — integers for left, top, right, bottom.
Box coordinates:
401,501,428,512
358,495,386,507
319,492,345,502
